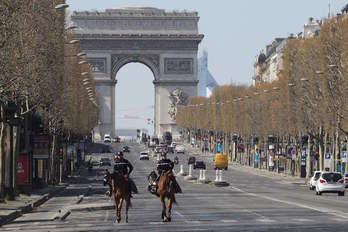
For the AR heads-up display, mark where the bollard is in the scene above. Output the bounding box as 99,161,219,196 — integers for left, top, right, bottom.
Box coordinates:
213,169,229,187
218,169,222,182
199,170,203,180
177,164,187,176
184,164,197,181
202,170,206,180
198,169,210,184
215,169,219,182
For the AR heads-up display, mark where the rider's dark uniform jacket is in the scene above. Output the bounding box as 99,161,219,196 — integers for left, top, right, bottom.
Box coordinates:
114,158,133,175
157,158,174,175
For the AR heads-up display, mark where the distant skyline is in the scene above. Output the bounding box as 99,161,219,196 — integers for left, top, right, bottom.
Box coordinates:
67,0,347,134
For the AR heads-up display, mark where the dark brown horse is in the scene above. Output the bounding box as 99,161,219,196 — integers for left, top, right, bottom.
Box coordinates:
157,171,177,222
107,172,131,223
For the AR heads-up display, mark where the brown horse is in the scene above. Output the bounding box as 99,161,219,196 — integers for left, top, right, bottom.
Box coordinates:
107,172,131,223
157,171,177,222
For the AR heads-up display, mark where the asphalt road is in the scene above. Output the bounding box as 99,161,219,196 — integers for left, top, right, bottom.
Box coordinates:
2,141,348,231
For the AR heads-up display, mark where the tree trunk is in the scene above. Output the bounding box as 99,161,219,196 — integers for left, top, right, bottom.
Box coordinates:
306,134,311,183
334,126,339,173
12,122,20,196
49,133,57,184
346,136,348,174
319,125,323,171
0,104,6,197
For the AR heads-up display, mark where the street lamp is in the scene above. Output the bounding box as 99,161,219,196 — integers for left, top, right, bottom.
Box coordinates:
77,52,87,57
66,25,78,30
68,39,79,44
78,60,87,65
55,4,69,10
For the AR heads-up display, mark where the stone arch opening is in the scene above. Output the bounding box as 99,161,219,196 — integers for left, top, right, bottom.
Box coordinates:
112,54,160,81
114,62,155,136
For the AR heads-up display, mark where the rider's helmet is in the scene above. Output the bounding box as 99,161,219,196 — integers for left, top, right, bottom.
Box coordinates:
114,151,123,160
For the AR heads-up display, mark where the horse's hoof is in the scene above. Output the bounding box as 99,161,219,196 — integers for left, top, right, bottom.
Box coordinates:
167,217,171,222
117,219,121,223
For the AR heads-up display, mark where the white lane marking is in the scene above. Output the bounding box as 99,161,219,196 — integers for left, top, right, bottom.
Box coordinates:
221,219,238,223
256,218,276,223
149,222,164,225
187,220,201,224
175,211,185,218
229,186,348,219
293,218,313,222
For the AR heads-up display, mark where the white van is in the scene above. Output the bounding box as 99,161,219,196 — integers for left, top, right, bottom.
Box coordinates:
104,134,111,143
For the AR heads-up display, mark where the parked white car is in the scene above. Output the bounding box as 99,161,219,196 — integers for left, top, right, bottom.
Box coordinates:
315,172,345,196
309,171,321,190
104,134,111,143
175,144,185,154
140,151,150,160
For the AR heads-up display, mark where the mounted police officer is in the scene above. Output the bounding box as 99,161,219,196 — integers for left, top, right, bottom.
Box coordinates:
157,152,174,176
112,151,138,197
155,152,182,193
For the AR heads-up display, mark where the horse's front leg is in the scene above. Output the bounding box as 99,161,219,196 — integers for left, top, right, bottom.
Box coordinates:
161,195,167,222
167,195,173,222
117,198,123,223
125,197,130,223
114,196,120,223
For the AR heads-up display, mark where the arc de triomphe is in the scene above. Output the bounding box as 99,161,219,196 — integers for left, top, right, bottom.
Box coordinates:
71,7,203,139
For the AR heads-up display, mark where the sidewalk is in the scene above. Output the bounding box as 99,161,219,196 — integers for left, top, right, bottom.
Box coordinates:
182,142,305,185
0,184,67,226
0,164,87,227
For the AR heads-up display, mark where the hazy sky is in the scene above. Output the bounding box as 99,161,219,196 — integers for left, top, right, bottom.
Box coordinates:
67,0,347,134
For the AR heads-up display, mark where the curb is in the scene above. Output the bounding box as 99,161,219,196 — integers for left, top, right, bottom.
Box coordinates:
0,184,68,227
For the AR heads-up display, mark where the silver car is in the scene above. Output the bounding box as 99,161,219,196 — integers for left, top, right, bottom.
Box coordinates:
315,172,345,196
